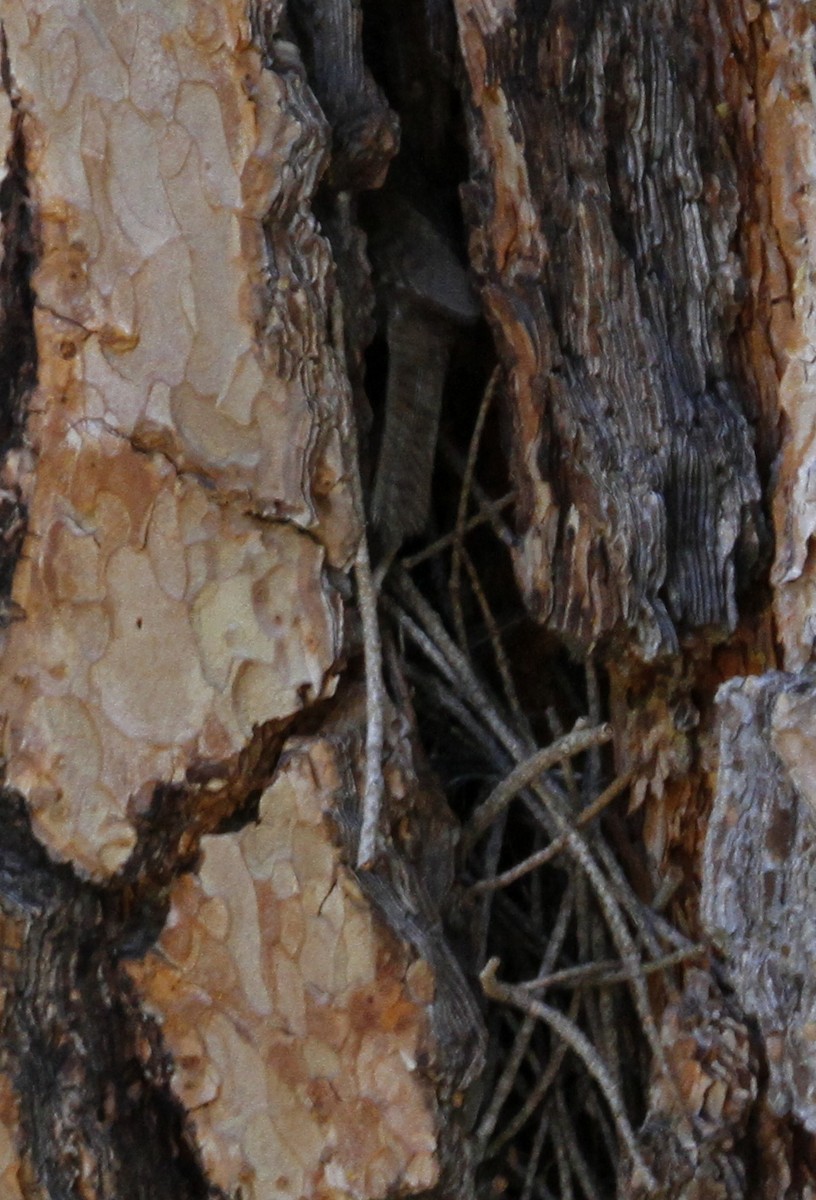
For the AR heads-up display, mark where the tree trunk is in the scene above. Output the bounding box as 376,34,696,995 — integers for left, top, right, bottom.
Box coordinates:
0,1,813,1199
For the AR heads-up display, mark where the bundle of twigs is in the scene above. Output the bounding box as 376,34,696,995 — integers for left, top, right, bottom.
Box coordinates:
373,379,703,1199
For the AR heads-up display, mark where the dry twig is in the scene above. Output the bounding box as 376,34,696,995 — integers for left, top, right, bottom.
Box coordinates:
461,545,527,726
523,943,706,993
353,526,386,869
476,883,575,1152
480,958,656,1191
487,991,580,1159
332,289,387,870
464,722,612,850
401,491,516,570
469,769,633,894
390,568,671,1077
556,1086,605,1200
521,1107,552,1200
450,367,499,650
440,437,517,550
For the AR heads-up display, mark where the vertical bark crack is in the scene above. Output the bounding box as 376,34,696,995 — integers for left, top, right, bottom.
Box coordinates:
0,712,295,1199
0,31,36,607
0,791,226,1200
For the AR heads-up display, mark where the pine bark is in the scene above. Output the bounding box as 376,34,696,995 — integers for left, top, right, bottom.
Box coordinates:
0,2,814,1200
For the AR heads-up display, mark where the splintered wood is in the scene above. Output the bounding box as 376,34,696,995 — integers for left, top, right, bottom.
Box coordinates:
129,738,440,1200
0,2,457,1198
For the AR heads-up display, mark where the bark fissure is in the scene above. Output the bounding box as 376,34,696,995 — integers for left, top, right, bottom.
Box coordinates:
0,792,223,1200
0,35,36,609
0,36,36,453
0,705,300,1198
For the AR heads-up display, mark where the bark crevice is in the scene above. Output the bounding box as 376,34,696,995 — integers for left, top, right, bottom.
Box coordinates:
0,706,299,1198
0,790,227,1200
0,31,37,610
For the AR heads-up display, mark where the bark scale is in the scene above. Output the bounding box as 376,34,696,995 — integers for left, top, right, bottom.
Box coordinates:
0,2,815,1200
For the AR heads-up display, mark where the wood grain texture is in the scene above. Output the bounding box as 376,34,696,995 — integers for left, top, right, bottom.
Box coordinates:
453,0,764,657
4,0,816,1194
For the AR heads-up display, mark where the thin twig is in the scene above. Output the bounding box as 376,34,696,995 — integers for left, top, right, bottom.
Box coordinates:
649,908,701,950
464,722,613,849
462,545,527,726
583,658,603,804
390,569,670,1079
481,959,656,1191
382,629,412,716
592,911,621,1093
486,990,580,1159
476,882,574,1151
556,1086,605,1200
588,839,664,959
401,491,516,570
440,437,517,549
585,1086,620,1166
545,705,581,807
354,528,386,869
404,665,509,771
391,569,520,746
331,290,386,871
469,770,633,894
574,872,610,1098
451,367,499,650
652,864,683,913
475,813,507,970
554,1126,574,1200
523,944,706,992
387,599,463,693
521,1107,552,1200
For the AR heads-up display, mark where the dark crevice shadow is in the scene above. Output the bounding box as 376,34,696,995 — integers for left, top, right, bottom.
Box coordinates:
0,30,37,605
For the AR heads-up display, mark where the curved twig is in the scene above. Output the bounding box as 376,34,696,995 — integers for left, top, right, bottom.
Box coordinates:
481,958,656,1192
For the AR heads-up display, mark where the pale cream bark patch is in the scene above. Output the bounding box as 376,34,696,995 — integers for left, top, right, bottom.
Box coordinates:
128,738,440,1200
0,0,356,875
0,424,341,873
0,6,453,1196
